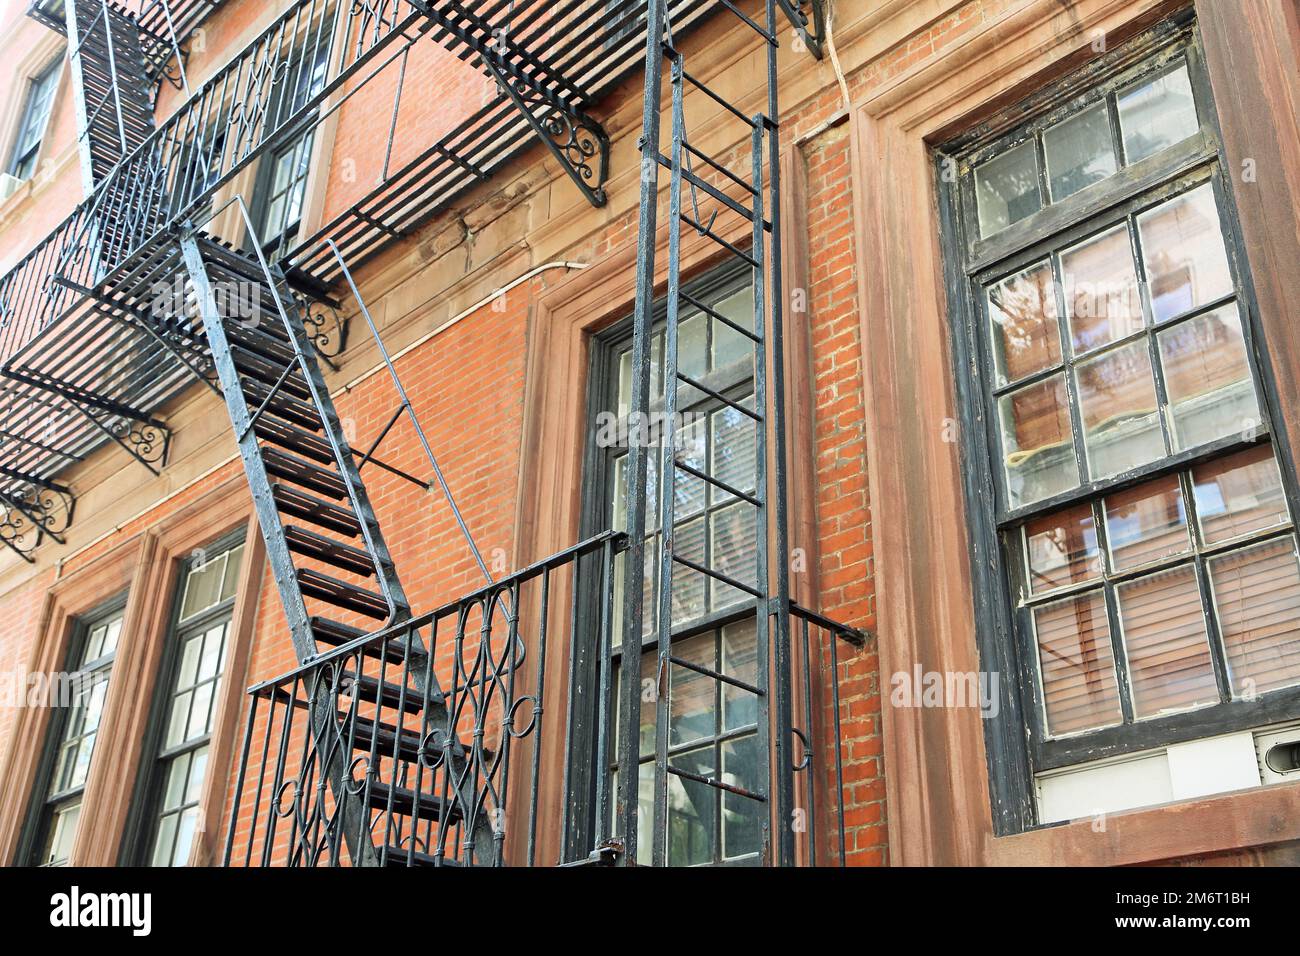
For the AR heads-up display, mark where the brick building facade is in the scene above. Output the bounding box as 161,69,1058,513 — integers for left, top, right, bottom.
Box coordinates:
0,0,1295,869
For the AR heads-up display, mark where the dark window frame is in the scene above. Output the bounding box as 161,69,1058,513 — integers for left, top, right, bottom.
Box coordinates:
568,259,764,863
17,594,127,866
7,56,61,181
119,530,246,866
934,11,1300,834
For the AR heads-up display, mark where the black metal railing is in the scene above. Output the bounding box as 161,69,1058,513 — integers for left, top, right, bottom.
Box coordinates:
0,0,425,363
223,531,862,867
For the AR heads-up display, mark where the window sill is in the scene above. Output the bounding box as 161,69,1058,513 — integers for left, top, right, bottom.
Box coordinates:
985,779,1300,865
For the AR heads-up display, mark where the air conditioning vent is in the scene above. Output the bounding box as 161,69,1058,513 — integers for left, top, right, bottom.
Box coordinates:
1255,723,1300,784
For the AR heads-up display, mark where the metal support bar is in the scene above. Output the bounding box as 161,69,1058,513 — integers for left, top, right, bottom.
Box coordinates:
478,53,609,208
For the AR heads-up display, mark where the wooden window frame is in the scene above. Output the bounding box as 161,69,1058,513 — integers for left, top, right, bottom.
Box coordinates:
7,56,62,181
0,478,263,866
16,595,127,866
935,11,1300,830
120,531,247,866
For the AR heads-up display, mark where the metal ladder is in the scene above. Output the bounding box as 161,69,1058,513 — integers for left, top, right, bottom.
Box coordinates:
179,205,493,866
617,0,796,866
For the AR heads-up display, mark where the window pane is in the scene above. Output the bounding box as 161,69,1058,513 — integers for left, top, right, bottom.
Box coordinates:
180,553,227,620
1076,339,1163,479
1103,475,1190,571
1209,538,1300,698
1025,503,1101,593
166,691,193,748
975,140,1041,237
986,261,1060,384
1118,63,1199,164
711,401,756,504
41,801,81,867
712,287,755,371
1158,303,1260,451
612,655,656,760
668,747,715,866
721,735,762,859
172,808,199,866
1118,564,1218,719
1193,445,1288,544
676,414,706,518
710,503,756,609
220,545,244,601
1044,102,1117,201
177,633,202,688
678,312,707,379
617,350,632,417
671,518,706,625
198,623,227,682
1137,184,1234,323
1060,224,1143,355
1033,591,1121,736
152,814,178,866
998,374,1077,508
669,633,716,747
162,752,191,811
721,619,758,731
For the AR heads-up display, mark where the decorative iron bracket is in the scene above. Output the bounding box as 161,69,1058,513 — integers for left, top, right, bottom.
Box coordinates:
0,470,75,563
410,0,610,207
778,0,826,60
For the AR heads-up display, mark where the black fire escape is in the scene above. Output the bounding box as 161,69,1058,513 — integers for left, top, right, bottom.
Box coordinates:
3,0,861,867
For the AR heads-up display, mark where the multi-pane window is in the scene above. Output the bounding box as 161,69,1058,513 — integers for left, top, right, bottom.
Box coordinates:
7,58,60,181
941,20,1300,796
27,608,122,866
591,267,763,865
252,34,330,261
141,541,243,866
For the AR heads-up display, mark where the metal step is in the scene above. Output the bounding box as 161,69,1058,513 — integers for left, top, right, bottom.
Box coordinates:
262,447,349,500
284,524,378,578
254,415,336,466
242,381,323,432
271,484,362,538
343,671,436,714
226,321,298,367
383,847,462,868
348,715,424,762
227,345,313,401
311,616,407,664
365,781,461,822
297,568,391,620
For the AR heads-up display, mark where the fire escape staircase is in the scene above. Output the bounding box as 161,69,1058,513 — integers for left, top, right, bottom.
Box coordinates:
179,207,497,866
